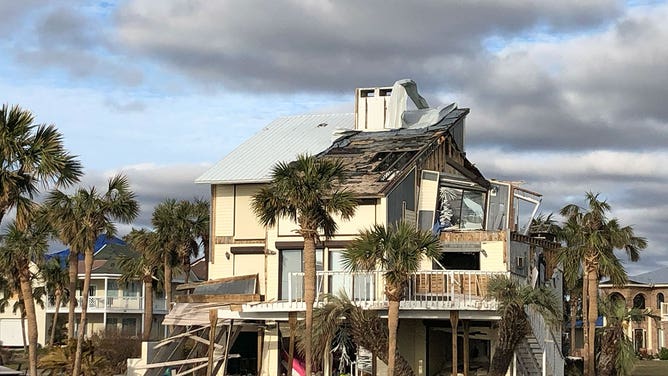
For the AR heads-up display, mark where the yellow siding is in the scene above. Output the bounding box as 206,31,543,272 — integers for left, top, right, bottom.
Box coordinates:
277,203,379,236
480,240,506,271
234,184,265,240
233,254,266,295
214,185,234,237
209,244,234,279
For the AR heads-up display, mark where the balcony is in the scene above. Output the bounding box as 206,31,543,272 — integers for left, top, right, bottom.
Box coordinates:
246,270,508,313
46,296,168,313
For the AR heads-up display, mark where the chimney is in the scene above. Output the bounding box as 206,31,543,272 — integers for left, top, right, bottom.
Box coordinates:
354,86,393,131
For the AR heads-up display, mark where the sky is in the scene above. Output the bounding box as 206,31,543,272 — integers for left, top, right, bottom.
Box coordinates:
1,0,666,275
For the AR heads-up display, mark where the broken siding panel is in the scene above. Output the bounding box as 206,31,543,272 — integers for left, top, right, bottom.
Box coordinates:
386,169,416,226
417,170,439,231
234,184,265,240
214,185,234,237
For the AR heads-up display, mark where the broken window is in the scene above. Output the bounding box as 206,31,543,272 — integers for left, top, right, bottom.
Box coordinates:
438,186,485,230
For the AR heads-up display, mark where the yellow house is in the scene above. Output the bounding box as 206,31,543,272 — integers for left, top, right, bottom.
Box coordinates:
175,80,564,376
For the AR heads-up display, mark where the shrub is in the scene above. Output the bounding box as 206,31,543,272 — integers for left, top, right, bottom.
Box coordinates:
659,347,668,360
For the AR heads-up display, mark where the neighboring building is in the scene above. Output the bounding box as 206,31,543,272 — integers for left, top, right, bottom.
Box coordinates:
600,266,668,355
0,264,47,347
157,80,564,376
46,235,169,340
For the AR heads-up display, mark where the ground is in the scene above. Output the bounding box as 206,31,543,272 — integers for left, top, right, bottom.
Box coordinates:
632,360,668,375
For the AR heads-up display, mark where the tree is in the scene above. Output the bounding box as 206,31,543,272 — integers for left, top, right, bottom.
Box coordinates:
41,256,70,346
559,192,647,376
597,296,657,376
120,229,162,341
252,154,357,376
189,198,210,280
46,174,139,376
0,104,82,226
152,199,187,308
341,221,440,376
0,216,50,376
302,293,415,376
486,275,560,376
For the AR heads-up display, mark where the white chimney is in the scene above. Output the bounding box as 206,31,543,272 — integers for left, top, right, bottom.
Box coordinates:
354,86,393,131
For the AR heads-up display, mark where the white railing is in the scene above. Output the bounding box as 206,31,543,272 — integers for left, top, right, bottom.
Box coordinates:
527,305,564,376
106,296,143,310
153,298,168,312
287,270,508,310
47,296,163,311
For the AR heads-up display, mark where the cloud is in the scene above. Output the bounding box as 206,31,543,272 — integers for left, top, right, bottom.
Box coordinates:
80,163,211,231
114,0,621,92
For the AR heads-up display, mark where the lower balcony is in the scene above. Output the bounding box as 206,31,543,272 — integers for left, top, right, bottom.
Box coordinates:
245,270,508,313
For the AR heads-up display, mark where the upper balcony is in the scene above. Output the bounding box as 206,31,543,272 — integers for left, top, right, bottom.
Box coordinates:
46,296,168,314
244,269,507,313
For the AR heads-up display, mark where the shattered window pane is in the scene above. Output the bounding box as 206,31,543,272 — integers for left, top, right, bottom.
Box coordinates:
439,186,485,230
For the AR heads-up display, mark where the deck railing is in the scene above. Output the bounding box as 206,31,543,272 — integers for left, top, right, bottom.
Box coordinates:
47,296,167,312
287,270,508,310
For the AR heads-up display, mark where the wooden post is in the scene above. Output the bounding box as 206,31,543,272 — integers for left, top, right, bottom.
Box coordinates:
206,309,217,376
221,319,234,376
451,311,459,376
463,320,470,376
288,312,297,376
257,327,264,375
372,351,377,376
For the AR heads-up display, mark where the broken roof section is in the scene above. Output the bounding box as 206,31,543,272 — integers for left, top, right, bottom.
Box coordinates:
319,108,488,196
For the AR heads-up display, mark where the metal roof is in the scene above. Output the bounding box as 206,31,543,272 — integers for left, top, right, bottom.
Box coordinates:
195,113,354,184
628,266,668,285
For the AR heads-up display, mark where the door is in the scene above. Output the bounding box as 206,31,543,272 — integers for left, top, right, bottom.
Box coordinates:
634,329,645,352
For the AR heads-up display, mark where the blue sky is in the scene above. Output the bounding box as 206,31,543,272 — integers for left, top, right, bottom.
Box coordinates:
2,0,667,274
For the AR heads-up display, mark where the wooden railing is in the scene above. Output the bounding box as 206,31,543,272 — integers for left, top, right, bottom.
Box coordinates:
287,270,508,310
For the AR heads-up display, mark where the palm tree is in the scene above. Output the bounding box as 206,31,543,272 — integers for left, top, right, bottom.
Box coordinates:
152,199,186,308
252,153,357,376
559,192,647,376
46,174,139,376
189,198,210,280
0,104,82,226
302,293,415,376
486,275,560,376
120,229,162,341
0,216,51,376
597,296,657,376
342,221,440,376
41,256,70,346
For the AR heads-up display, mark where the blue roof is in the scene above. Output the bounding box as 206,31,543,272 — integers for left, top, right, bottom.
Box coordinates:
46,234,126,266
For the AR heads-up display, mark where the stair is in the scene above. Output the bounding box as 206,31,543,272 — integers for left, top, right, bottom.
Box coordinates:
515,335,544,376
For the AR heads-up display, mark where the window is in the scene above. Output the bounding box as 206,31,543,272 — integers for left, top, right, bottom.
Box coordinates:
88,285,97,297
123,281,140,297
279,249,324,300
633,294,646,309
658,293,664,308
439,186,485,230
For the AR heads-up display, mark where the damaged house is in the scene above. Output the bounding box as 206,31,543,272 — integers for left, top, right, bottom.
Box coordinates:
135,80,564,376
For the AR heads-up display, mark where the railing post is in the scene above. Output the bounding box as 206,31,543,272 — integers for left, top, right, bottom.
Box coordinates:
288,272,292,304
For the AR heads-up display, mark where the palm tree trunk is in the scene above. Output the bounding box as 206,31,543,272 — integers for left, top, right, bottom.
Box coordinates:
489,305,531,376
303,234,317,376
50,290,62,346
18,267,39,376
203,235,210,281
569,298,577,355
143,278,154,341
387,299,400,376
582,269,589,370
164,257,173,312
597,326,622,376
68,251,78,340
585,264,599,376
73,249,93,376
